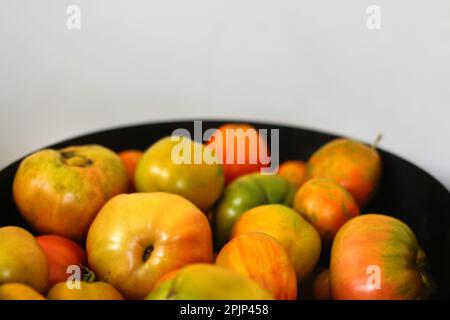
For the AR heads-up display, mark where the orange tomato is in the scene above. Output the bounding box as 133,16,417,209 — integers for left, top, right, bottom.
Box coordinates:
208,123,269,184
36,235,87,290
306,138,381,208
216,232,297,300
293,178,360,245
231,204,321,281
47,281,123,300
0,283,46,300
278,160,307,188
118,149,143,192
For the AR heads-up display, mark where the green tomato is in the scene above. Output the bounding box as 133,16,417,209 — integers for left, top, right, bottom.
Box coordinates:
213,173,296,249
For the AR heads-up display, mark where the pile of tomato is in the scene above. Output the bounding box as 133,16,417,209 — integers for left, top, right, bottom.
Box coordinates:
0,123,435,300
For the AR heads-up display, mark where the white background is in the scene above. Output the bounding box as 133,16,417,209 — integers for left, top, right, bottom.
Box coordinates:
1,1,449,190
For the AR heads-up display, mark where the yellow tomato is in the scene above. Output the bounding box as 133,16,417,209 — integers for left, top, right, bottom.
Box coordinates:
87,192,214,299
0,226,48,293
0,283,46,300
135,136,224,212
47,281,123,300
232,204,321,281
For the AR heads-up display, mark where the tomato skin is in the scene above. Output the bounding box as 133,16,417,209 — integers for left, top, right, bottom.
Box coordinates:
36,235,87,290
47,281,123,300
231,204,321,281
330,214,430,300
208,123,269,184
147,263,273,300
216,232,297,300
118,149,143,192
87,192,213,300
0,283,46,300
0,226,48,293
135,136,224,212
306,139,381,208
213,173,296,249
13,145,129,241
153,270,179,289
293,178,360,245
278,160,307,188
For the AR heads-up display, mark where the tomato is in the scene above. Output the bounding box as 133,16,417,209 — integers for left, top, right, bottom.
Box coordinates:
87,192,213,299
213,173,296,249
13,145,129,241
0,283,46,300
47,281,123,300
147,263,273,300
0,226,48,293
330,214,433,299
118,149,143,192
278,160,307,188
208,123,269,184
153,270,179,289
135,136,224,212
216,232,297,300
36,235,87,290
293,178,360,245
306,138,381,208
231,204,321,281
312,269,331,300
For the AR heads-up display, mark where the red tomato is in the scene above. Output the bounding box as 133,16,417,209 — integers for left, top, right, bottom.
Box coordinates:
208,123,269,184
36,235,87,290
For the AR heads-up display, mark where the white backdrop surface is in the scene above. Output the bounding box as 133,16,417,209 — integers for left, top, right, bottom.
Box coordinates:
0,0,449,190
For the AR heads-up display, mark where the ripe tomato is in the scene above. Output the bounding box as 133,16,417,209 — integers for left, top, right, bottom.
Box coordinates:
87,192,213,299
216,232,297,300
208,123,269,184
231,204,321,281
330,214,433,299
0,226,48,293
278,160,307,188
13,145,129,241
293,178,360,246
118,149,143,192
307,139,381,208
36,235,87,290
47,281,123,300
0,283,46,300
